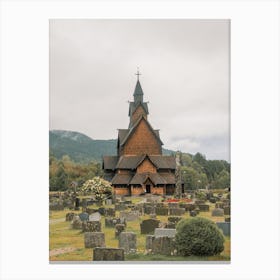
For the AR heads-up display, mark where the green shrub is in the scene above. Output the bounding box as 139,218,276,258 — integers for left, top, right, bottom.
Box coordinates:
175,217,225,256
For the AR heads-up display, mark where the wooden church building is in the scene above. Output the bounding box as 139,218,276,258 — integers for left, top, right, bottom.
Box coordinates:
103,72,176,196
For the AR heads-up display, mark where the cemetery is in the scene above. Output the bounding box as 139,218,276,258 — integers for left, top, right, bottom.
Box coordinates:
49,188,231,262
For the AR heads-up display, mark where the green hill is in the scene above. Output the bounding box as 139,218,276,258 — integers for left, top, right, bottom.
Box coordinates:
49,130,175,163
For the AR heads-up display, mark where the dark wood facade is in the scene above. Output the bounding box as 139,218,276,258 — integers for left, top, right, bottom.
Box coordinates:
103,77,176,196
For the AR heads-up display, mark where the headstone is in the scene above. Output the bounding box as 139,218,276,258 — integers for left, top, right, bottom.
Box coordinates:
179,203,187,209
169,208,185,216
79,212,89,221
149,236,175,255
71,215,83,229
223,206,230,215
215,202,224,209
166,222,176,229
119,211,140,221
149,214,157,219
168,202,179,208
119,232,137,254
212,208,224,217
146,235,154,251
209,197,217,203
225,217,231,222
189,210,197,217
105,199,112,205
75,197,80,208
185,204,196,211
216,222,231,236
105,217,126,228
154,228,176,238
65,212,75,222
115,204,127,211
84,232,105,248
168,216,182,225
144,205,155,215
82,221,101,232
89,212,101,222
93,247,124,261
115,224,125,238
86,208,97,215
98,207,106,215
197,204,210,212
81,198,87,208
155,207,169,216
104,208,116,217
195,199,206,204
140,219,160,234
49,202,64,211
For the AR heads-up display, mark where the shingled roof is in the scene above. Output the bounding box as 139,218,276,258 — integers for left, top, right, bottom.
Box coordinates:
120,115,163,146
159,173,176,184
149,155,176,169
115,155,145,169
128,101,149,117
111,173,133,185
103,156,119,170
130,172,167,185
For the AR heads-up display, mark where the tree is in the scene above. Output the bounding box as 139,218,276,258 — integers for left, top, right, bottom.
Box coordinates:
81,177,113,203
175,217,225,256
54,161,68,190
213,170,230,189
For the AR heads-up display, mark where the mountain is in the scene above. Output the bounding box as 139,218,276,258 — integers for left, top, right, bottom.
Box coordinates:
49,130,175,163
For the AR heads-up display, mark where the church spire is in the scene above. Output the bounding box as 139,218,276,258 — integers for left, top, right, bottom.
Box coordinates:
133,68,143,103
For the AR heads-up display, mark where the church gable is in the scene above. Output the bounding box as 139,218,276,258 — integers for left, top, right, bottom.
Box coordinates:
122,118,162,155
137,158,157,173
131,104,147,124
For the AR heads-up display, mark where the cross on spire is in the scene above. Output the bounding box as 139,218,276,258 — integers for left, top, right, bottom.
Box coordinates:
135,67,141,81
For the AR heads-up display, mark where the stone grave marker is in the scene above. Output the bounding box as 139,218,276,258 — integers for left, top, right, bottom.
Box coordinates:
189,210,197,217
93,247,124,261
105,217,126,228
197,204,210,212
104,208,116,217
105,199,112,205
119,211,140,222
155,207,169,216
84,232,105,248
71,215,83,229
79,212,89,222
82,221,101,232
216,222,230,236
169,208,185,216
154,228,176,238
185,204,196,211
98,207,106,215
212,208,224,217
166,222,176,229
89,212,101,222
223,206,230,215
115,204,127,211
168,202,179,208
115,224,125,238
118,232,137,254
140,219,160,234
146,236,175,255
225,217,231,222
168,216,182,225
65,212,75,222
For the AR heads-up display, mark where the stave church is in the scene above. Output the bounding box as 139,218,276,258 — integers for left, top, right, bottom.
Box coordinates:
103,71,176,196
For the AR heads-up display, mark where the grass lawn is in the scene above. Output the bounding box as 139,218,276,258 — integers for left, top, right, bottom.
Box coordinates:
49,203,230,262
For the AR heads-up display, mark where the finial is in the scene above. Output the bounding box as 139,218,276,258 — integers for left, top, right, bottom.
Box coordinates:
135,67,141,81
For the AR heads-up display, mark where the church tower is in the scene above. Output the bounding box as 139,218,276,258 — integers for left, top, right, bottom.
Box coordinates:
103,70,176,196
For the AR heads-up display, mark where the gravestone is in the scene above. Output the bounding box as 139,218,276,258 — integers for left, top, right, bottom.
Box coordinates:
93,247,124,261
105,199,112,205
119,211,140,221
189,210,197,217
168,216,182,225
82,221,101,232
179,203,187,209
148,236,175,255
104,208,116,217
166,222,176,229
115,204,127,211
212,208,224,217
155,207,169,216
75,197,80,209
81,198,87,208
169,208,185,216
223,206,230,215
49,202,64,211
71,215,83,229
216,222,230,236
195,199,206,205
84,232,105,248
98,207,106,215
209,197,217,203
86,208,97,215
144,205,155,215
65,212,75,222
146,235,154,251
149,214,157,219
168,202,179,208
105,217,126,228
140,219,160,234
215,202,224,209
79,212,89,221
119,232,137,254
185,204,196,211
154,228,176,238
225,217,231,222
197,204,210,212
89,212,101,222
115,224,125,238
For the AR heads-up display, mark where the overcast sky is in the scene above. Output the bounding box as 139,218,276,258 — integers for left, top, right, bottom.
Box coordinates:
50,19,230,161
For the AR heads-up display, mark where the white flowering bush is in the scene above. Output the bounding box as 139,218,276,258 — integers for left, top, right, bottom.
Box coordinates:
81,177,113,202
